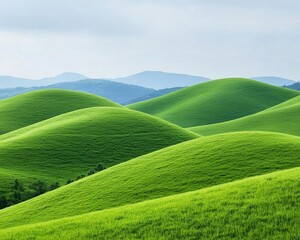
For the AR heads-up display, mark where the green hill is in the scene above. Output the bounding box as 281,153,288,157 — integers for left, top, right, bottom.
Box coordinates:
0,131,299,229
0,107,197,195
128,78,299,127
189,95,300,136
0,89,120,134
1,166,299,240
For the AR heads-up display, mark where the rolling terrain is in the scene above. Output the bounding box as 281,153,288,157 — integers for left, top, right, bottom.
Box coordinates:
189,95,300,136
0,77,299,239
0,89,120,134
0,131,299,229
1,166,299,239
0,106,197,195
128,78,299,127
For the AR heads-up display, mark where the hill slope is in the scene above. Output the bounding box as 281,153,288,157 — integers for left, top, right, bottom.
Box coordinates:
115,71,210,89
128,78,299,127
189,95,300,136
0,89,120,134
0,131,299,228
1,166,299,239
0,107,197,194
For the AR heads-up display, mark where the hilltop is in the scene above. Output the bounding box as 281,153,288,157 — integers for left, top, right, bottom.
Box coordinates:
1,166,299,239
128,78,299,127
189,95,300,136
0,131,299,228
0,89,120,134
0,107,197,195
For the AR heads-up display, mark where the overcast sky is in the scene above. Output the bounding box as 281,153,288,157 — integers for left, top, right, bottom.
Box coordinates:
0,0,299,80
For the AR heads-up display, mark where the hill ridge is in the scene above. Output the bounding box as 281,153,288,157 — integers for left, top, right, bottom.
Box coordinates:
0,131,299,229
189,95,300,136
129,77,299,127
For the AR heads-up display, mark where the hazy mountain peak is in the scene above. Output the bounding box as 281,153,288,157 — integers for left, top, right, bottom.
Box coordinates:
114,70,210,89
251,76,296,86
40,72,88,81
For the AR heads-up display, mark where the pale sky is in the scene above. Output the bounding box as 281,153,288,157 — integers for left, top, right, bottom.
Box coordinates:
0,0,299,80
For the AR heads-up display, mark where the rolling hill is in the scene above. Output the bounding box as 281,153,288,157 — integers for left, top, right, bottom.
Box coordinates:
0,131,299,228
115,71,210,89
128,78,299,127
1,166,299,239
189,95,300,136
0,89,120,134
0,107,198,195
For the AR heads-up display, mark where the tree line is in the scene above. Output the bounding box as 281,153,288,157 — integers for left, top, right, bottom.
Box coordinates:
0,162,106,209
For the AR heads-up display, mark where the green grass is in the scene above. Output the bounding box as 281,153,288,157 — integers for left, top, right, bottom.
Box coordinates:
189,95,300,136
0,131,299,229
0,107,198,195
1,166,299,240
128,78,299,127
0,89,120,134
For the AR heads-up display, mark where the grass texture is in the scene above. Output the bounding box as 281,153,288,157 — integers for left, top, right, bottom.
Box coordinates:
0,89,120,134
0,107,197,194
189,95,300,136
128,78,299,127
0,131,299,229
1,167,299,239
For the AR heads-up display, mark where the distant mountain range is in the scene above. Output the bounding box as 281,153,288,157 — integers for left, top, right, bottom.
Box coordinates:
285,82,300,91
0,72,88,88
250,76,296,86
0,79,183,105
114,71,210,89
0,71,298,104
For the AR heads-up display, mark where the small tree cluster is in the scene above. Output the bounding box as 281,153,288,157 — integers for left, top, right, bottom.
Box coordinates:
0,179,60,209
65,162,106,184
0,162,107,209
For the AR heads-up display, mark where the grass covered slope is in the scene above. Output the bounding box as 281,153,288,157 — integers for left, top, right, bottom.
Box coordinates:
189,95,300,136
0,107,197,194
2,167,299,240
0,89,120,134
128,78,299,127
0,131,299,228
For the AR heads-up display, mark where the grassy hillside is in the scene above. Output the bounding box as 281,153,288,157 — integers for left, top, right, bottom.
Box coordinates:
0,89,120,134
189,95,300,136
0,107,197,195
1,167,299,239
0,131,299,229
128,78,299,127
